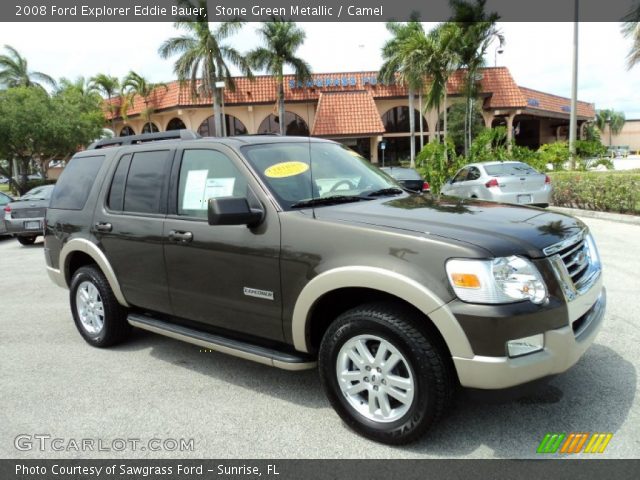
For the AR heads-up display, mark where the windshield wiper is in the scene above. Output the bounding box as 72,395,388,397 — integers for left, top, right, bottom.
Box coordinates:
365,187,404,197
290,195,371,209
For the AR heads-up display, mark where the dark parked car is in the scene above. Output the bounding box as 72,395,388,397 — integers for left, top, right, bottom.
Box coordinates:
0,191,14,236
381,166,430,192
3,184,54,245
45,131,604,445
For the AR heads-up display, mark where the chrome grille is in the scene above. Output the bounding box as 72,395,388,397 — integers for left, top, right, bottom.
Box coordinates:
545,229,601,301
557,238,590,285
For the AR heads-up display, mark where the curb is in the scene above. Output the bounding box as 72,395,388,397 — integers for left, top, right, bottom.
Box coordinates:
549,206,640,226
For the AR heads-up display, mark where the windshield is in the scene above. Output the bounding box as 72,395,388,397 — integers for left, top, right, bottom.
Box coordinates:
241,142,399,209
21,185,53,201
484,162,538,176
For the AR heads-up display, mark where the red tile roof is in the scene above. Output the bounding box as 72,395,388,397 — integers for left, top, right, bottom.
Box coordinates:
519,86,595,118
107,67,594,121
311,91,385,136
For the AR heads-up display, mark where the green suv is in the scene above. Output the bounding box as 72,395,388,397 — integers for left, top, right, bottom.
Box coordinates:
44,130,605,444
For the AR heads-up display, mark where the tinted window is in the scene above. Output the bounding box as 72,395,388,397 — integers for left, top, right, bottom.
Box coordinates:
467,167,481,181
50,156,104,210
484,163,537,176
123,151,170,214
178,149,247,218
107,154,132,211
452,168,469,183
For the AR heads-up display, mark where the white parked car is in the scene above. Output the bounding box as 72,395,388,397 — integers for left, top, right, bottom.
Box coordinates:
441,161,552,207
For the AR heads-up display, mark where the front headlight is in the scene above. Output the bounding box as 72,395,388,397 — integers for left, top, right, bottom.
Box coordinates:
446,256,548,305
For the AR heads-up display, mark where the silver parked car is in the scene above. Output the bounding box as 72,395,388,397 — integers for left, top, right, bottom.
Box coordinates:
3,184,54,245
0,191,14,236
441,161,552,207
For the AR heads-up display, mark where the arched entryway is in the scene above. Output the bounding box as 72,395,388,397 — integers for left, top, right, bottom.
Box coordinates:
379,106,428,165
198,114,248,137
166,117,186,131
258,112,309,136
119,126,135,137
142,122,159,133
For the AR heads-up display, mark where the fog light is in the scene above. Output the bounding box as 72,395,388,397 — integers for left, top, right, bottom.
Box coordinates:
507,334,544,358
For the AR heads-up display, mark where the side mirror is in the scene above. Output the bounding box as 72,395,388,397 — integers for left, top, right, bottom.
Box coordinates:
208,197,264,227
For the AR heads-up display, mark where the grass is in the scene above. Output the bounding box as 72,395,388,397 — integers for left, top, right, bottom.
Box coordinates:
0,183,10,193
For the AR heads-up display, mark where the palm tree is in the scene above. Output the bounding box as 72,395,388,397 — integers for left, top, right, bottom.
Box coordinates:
379,19,426,168
158,0,253,137
0,45,56,90
247,19,311,136
122,71,168,130
89,74,121,134
596,109,626,146
448,0,503,157
622,2,640,69
423,24,460,162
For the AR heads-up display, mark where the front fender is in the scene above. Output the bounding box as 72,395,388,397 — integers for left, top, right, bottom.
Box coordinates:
291,266,474,359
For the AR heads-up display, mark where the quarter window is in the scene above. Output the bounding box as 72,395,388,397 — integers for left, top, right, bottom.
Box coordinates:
50,155,105,210
178,149,247,219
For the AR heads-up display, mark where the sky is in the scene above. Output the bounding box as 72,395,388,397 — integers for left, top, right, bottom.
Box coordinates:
0,21,639,117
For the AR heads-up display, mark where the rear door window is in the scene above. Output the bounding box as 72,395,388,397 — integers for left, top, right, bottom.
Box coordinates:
122,150,172,215
50,155,105,210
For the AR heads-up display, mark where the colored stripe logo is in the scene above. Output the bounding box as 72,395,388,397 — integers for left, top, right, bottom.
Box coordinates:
537,433,612,454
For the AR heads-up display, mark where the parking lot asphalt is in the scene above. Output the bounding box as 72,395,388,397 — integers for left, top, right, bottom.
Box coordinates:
1,215,639,459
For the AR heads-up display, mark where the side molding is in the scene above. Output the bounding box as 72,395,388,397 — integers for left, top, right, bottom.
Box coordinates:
59,238,130,307
291,266,474,358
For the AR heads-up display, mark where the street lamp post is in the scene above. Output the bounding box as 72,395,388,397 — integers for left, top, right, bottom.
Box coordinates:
215,80,226,137
569,0,579,169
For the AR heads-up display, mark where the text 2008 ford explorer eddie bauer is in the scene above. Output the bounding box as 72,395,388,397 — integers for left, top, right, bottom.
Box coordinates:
44,131,605,444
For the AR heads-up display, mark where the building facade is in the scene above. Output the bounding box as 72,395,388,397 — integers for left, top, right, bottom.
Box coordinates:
107,67,595,164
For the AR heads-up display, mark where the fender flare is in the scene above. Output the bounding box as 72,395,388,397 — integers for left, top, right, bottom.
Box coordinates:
59,238,130,307
291,266,474,358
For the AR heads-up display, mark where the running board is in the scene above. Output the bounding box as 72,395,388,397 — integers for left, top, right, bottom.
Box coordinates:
128,314,316,371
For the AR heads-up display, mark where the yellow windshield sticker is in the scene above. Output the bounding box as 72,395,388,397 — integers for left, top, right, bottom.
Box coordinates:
265,161,309,178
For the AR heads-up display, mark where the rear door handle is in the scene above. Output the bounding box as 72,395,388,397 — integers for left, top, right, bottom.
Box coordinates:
94,222,112,232
168,230,193,243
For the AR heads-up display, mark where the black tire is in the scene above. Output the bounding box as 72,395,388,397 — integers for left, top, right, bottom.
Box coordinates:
17,235,37,245
69,265,130,347
318,303,454,445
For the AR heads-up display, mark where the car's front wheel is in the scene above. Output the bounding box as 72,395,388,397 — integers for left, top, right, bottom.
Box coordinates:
70,266,130,347
17,235,37,245
318,303,454,445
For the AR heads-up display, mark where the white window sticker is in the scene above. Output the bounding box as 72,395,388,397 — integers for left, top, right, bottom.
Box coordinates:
204,178,235,200
182,169,209,210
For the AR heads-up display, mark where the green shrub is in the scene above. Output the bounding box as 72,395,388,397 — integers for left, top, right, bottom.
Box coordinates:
416,139,463,194
549,172,640,214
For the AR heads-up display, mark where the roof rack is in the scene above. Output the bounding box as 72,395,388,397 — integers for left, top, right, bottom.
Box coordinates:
88,129,201,150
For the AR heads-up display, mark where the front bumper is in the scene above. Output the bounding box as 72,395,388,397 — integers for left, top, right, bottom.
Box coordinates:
452,275,605,390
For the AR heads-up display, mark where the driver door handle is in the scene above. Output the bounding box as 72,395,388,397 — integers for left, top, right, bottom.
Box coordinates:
94,222,112,232
168,230,193,243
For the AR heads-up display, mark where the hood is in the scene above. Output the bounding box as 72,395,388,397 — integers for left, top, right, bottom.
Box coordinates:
314,194,585,258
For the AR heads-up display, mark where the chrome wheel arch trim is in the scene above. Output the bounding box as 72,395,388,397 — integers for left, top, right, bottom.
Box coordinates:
291,266,474,358
59,238,130,307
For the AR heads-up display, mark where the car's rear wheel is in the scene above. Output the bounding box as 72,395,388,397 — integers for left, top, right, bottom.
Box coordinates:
70,265,130,347
318,303,454,445
17,235,37,245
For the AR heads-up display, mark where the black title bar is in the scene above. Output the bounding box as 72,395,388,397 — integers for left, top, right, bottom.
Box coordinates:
3,0,638,22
